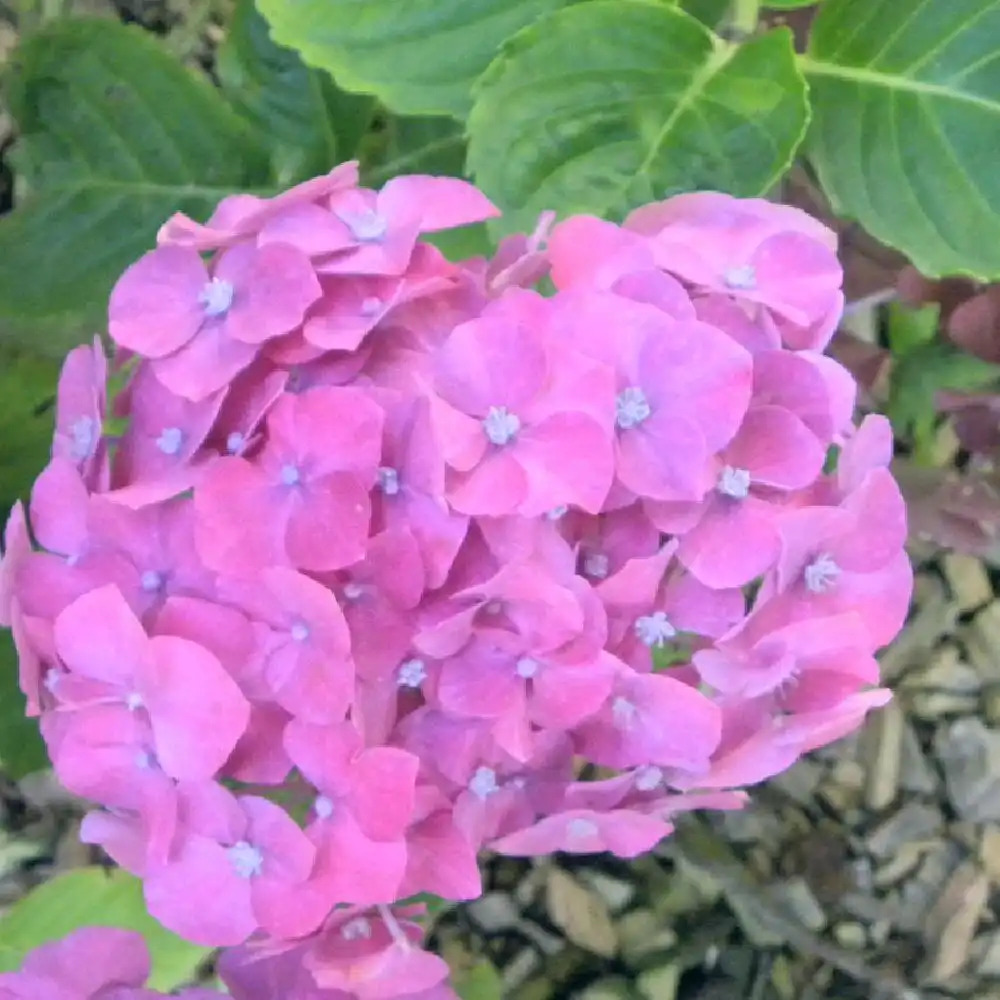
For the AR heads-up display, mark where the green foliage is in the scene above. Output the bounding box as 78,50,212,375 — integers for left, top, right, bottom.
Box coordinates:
466,1,809,235
0,867,211,989
764,1,821,8
0,350,57,512
255,0,569,118
217,0,374,185
454,960,504,1000
888,336,1000,463
803,0,1000,279
0,632,48,780
0,18,272,356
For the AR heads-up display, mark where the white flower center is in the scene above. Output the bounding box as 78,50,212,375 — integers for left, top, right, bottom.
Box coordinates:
634,765,663,791
583,551,610,579
342,581,366,601
468,766,499,800
140,570,163,593
226,431,246,455
612,696,637,728
567,818,599,839
717,465,751,499
341,917,373,940
615,386,652,429
314,795,335,819
723,265,757,291
516,657,539,679
69,416,96,460
342,210,388,243
290,622,310,642
156,427,184,456
397,658,427,688
634,611,677,647
482,406,521,446
125,691,144,712
199,277,235,317
546,505,569,521
227,840,264,879
280,463,301,486
378,466,400,495
360,296,383,317
804,552,841,594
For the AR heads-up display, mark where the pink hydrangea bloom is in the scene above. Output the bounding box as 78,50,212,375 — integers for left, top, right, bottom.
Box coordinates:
0,166,912,1000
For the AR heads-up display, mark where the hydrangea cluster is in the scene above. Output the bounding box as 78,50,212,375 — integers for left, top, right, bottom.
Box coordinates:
0,161,911,998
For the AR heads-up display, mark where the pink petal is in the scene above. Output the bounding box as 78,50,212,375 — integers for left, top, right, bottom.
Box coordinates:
142,635,250,779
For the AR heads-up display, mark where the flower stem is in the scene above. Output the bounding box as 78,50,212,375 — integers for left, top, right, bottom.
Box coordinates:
729,0,761,37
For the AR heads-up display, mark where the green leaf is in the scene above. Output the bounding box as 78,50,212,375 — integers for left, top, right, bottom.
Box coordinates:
0,867,211,989
0,632,48,780
363,115,468,187
256,0,569,119
0,350,57,512
0,18,272,356
886,301,940,357
217,0,374,185
466,3,809,235
454,961,504,1000
888,338,1000,461
679,0,729,27
802,0,1000,279
764,1,820,8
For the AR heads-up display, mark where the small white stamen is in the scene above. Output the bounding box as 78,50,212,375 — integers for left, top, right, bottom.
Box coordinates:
378,466,400,496
140,570,163,593
717,465,751,499
546,505,569,521
342,582,366,601
583,552,610,580
341,916,373,941
290,622,310,642
612,696,637,728
360,296,383,317
227,840,264,879
634,611,677,647
314,795,335,819
804,553,841,594
156,427,183,456
567,818,599,839
342,210,388,243
634,765,663,791
280,464,301,486
69,416,96,460
615,386,652,429
482,406,521,446
199,277,235,317
469,766,499,800
397,658,427,688
723,265,757,291
125,691,144,712
516,657,539,679
226,431,246,455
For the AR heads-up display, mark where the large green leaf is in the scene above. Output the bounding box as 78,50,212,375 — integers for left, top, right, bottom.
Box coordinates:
802,0,1000,279
0,867,211,989
0,350,57,512
255,0,569,118
217,0,374,186
0,632,48,780
466,2,809,235
0,18,271,356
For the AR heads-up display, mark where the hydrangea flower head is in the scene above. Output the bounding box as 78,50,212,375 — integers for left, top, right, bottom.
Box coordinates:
0,165,910,1000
